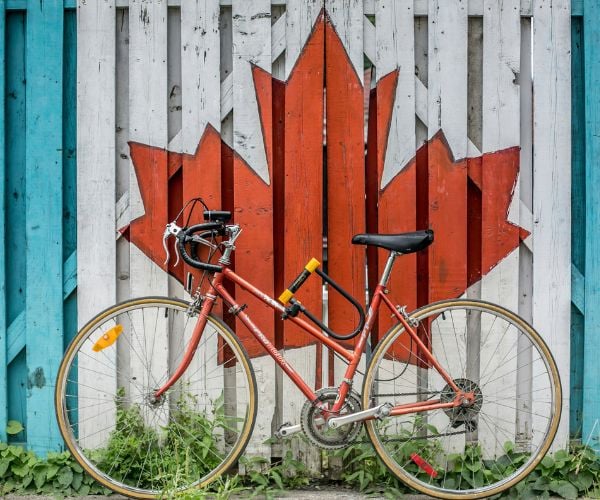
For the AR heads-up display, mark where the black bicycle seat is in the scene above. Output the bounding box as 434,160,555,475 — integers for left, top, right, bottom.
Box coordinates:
351,230,434,254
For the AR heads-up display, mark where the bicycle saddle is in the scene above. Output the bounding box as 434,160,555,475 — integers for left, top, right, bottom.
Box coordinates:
351,229,434,254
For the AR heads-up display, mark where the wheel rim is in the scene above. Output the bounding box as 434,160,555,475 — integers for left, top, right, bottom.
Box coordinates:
364,300,560,498
56,299,255,496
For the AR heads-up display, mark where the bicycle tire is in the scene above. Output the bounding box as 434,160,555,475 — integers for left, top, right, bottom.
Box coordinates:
55,296,257,498
362,299,561,499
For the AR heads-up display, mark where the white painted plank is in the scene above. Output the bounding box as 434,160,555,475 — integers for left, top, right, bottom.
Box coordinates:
326,0,363,84
128,0,170,426
181,0,220,153
531,0,571,448
427,0,468,159
285,0,322,79
232,0,271,183
376,0,415,187
77,0,117,447
481,0,520,450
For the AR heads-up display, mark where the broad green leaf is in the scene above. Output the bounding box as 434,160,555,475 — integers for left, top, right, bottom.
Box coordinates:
57,466,73,487
6,420,24,435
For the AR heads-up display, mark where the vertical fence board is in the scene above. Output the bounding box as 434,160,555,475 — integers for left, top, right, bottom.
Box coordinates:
325,0,365,344
481,0,520,308
427,0,468,302
532,0,571,448
128,0,169,425
77,0,116,448
5,11,27,444
373,0,417,348
232,0,275,458
283,1,324,349
570,14,585,438
481,0,522,449
180,0,221,284
0,0,6,444
25,0,64,453
583,0,600,447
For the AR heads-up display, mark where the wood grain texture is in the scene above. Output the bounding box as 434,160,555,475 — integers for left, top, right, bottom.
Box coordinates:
0,0,6,444
128,0,169,428
373,0,417,351
532,0,571,448
325,0,365,344
570,15,585,438
4,11,27,444
232,0,275,457
427,0,468,303
582,0,599,448
25,0,64,454
283,6,324,348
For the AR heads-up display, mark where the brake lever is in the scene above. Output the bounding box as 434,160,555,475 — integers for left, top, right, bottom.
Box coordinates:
163,223,182,266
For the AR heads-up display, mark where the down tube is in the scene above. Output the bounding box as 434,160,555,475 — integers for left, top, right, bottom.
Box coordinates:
213,281,318,403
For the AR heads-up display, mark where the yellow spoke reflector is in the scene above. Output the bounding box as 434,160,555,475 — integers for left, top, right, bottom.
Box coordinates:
92,324,123,352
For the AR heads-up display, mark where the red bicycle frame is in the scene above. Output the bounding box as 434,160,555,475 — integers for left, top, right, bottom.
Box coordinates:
155,255,470,419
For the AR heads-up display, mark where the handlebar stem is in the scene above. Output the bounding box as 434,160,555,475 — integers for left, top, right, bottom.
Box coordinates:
218,225,242,266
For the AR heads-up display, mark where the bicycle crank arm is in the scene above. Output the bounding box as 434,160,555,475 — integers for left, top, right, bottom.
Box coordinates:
275,423,302,439
328,403,393,429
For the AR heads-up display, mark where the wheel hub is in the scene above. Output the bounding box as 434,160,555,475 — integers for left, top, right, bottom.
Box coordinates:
300,388,362,450
440,378,483,429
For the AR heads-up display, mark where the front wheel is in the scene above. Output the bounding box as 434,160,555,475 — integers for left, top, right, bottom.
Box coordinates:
55,297,257,498
362,299,561,499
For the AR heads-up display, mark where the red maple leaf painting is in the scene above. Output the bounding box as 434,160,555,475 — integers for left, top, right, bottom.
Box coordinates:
123,11,526,359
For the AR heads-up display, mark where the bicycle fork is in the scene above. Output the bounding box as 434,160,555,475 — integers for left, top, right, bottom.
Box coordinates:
152,292,217,399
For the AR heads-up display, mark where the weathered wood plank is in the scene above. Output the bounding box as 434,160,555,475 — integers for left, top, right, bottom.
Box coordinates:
232,0,275,458
570,15,585,437
0,0,6,443
4,11,27,444
427,0,468,301
77,0,117,451
325,0,365,344
373,0,416,351
285,0,322,79
582,0,600,447
532,0,571,448
128,0,169,428
180,0,221,284
481,0,522,448
25,0,64,453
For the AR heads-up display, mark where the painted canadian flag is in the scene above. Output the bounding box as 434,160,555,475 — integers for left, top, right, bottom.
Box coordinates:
123,11,526,359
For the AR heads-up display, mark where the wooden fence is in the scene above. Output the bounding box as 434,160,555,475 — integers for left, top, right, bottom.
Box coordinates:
0,0,585,458
76,0,572,461
571,0,600,448
0,2,77,454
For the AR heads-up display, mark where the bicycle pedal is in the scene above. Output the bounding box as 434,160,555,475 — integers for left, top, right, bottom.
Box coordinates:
275,422,302,439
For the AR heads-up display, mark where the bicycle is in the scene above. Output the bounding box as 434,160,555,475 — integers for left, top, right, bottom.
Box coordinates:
55,200,561,499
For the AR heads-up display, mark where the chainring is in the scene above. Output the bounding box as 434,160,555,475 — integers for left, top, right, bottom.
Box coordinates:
300,387,362,450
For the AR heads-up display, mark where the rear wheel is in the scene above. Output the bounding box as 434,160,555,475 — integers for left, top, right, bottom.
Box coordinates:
55,297,257,498
363,299,561,499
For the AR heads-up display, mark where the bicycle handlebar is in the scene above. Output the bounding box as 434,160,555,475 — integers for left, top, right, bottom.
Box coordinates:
177,223,225,272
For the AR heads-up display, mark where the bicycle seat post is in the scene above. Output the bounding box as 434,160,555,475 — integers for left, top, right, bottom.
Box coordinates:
379,251,401,287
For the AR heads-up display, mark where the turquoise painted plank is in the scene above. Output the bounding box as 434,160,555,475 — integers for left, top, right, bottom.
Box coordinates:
7,252,76,366
7,314,25,365
25,0,65,454
572,264,585,315
62,10,77,446
5,11,27,445
571,15,585,439
583,0,600,449
573,0,583,16
6,1,76,9
63,251,77,300
0,0,7,444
